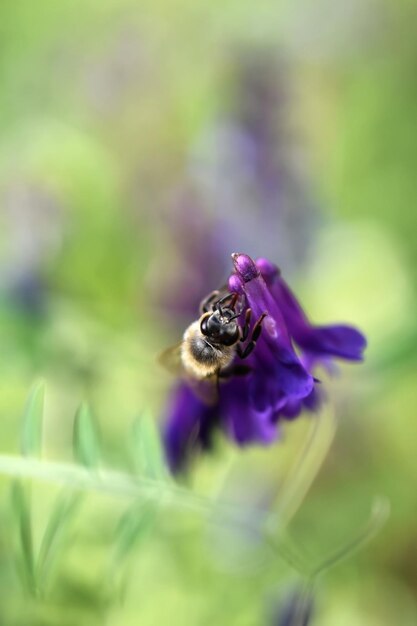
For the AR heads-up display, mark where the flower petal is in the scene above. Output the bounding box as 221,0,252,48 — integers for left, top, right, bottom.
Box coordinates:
163,382,218,472
295,324,367,361
231,253,314,400
221,377,278,445
276,385,322,421
256,258,367,361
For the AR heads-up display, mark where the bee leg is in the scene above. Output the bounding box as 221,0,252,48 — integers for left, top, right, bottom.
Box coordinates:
229,292,239,311
200,287,239,315
219,364,252,379
199,290,221,314
240,308,252,342
237,312,267,359
216,292,238,309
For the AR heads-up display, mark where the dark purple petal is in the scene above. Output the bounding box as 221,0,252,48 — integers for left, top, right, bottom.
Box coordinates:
249,369,287,416
163,382,218,473
220,377,278,445
231,253,314,400
276,384,322,421
231,254,291,349
255,257,308,331
277,398,303,420
256,258,367,362
296,324,367,361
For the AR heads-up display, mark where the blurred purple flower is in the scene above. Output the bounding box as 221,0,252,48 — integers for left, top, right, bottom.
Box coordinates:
149,186,230,319
152,51,318,324
270,585,314,626
190,50,318,269
1,179,63,318
163,253,366,473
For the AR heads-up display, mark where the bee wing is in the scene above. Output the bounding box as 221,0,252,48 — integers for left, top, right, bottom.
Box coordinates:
158,342,184,376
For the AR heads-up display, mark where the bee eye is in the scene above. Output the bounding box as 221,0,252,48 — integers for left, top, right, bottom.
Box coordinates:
207,316,221,332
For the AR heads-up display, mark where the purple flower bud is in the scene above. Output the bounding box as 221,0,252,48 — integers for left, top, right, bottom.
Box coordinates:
228,273,244,294
232,252,260,282
255,257,280,282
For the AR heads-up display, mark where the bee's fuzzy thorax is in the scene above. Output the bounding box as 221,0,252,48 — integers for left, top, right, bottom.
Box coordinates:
181,321,236,379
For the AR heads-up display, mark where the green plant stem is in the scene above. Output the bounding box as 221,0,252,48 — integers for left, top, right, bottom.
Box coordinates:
272,405,336,529
0,454,277,528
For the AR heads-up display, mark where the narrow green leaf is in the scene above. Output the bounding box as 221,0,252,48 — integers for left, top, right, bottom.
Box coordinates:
73,403,100,468
113,503,156,566
131,412,167,479
21,381,45,457
11,482,37,595
36,490,83,592
102,501,156,603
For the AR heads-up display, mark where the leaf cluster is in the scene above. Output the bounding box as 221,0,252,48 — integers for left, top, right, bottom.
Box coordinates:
11,382,167,602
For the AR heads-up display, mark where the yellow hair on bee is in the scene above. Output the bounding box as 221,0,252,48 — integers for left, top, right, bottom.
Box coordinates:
181,321,236,379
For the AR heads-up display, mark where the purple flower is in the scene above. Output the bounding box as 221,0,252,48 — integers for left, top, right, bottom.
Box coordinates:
163,253,366,473
270,585,314,626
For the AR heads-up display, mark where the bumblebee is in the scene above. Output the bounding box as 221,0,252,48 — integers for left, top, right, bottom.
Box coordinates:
160,290,267,386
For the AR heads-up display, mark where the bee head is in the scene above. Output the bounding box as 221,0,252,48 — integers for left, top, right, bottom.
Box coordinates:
200,307,240,346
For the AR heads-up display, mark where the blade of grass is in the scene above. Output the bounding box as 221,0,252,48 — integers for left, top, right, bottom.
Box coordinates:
73,403,100,469
112,501,156,567
36,490,83,594
21,381,45,458
107,501,157,604
131,412,168,480
11,482,37,595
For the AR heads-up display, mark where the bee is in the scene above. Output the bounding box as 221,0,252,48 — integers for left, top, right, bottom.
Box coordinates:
160,289,267,398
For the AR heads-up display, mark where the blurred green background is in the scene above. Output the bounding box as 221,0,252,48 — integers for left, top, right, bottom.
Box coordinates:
0,0,416,624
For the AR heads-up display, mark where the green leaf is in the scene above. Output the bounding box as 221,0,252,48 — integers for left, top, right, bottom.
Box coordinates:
131,412,167,479
103,501,157,602
113,502,156,566
21,381,45,457
36,490,83,592
11,482,37,595
73,403,100,469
